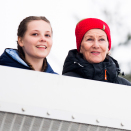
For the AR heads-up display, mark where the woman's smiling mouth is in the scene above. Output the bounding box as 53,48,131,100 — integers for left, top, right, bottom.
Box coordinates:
36,45,47,49
91,51,100,55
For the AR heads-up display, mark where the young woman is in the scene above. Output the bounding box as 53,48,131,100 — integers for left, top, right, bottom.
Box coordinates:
0,16,57,74
62,18,131,86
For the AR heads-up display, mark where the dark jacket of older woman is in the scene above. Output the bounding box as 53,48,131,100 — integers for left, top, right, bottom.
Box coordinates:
62,49,131,86
62,18,131,86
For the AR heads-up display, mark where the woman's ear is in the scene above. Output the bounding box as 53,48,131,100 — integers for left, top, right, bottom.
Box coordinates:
107,50,110,55
18,37,24,47
79,46,82,54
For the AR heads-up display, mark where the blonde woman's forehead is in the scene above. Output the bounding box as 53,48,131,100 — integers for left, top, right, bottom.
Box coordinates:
26,20,51,32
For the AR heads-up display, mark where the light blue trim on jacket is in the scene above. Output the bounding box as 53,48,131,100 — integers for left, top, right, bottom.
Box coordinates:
5,49,29,67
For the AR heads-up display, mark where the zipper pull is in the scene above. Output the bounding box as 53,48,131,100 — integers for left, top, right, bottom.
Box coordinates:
105,69,107,80
74,62,84,67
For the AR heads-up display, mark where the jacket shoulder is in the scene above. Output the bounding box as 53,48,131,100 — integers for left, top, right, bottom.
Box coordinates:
116,76,131,86
0,49,30,70
45,61,58,74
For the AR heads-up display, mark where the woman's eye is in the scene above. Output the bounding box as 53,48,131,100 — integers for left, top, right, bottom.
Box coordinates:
87,38,93,41
45,34,51,37
100,38,105,41
32,33,38,36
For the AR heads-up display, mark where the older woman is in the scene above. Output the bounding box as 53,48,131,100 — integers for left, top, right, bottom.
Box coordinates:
0,16,57,74
62,18,131,86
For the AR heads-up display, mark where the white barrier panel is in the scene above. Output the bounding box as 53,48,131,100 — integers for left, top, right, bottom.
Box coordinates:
0,65,131,131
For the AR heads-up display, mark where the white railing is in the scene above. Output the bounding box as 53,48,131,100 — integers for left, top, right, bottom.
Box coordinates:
0,65,130,131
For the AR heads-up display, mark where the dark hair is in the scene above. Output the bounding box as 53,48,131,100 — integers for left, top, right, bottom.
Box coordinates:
17,16,52,71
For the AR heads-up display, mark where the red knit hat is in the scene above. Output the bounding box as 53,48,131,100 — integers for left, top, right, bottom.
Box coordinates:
75,18,111,52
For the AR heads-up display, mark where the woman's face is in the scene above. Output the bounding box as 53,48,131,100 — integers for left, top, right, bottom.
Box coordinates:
18,20,52,61
80,29,109,63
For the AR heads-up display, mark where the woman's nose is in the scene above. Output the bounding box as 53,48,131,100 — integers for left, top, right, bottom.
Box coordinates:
40,35,46,42
92,40,99,48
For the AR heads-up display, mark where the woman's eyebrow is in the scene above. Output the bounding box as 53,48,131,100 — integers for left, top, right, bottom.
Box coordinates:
99,34,106,36
99,35,107,37
31,29,39,32
45,31,51,33
84,35,93,39
85,35,93,37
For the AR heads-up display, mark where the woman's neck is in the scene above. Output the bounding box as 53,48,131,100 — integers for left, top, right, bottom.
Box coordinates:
25,57,44,71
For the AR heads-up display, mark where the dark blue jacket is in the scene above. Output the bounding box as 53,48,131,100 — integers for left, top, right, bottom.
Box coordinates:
0,48,57,74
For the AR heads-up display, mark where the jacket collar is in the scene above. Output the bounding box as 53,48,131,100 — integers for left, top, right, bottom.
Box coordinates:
5,48,29,67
